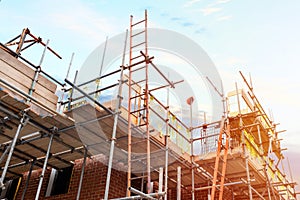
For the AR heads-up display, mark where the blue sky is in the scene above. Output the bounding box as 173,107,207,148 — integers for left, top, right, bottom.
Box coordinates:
1,0,299,192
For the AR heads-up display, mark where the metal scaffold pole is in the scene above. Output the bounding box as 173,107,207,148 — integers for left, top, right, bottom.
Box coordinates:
235,82,253,200
0,113,28,187
144,10,151,194
21,160,36,200
187,97,195,200
104,30,127,200
266,137,278,199
239,71,287,199
0,35,50,188
257,123,272,200
177,166,181,200
59,52,74,112
35,133,54,200
159,167,163,199
164,86,170,200
76,146,87,200
0,144,11,165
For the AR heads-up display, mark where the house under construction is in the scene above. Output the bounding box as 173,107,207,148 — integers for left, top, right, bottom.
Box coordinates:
0,11,297,200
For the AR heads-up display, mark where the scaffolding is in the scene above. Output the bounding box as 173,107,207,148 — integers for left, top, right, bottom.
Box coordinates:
0,29,88,200
0,12,298,200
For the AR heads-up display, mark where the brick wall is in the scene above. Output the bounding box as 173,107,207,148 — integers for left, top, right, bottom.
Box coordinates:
15,155,127,200
14,156,234,200
166,184,233,200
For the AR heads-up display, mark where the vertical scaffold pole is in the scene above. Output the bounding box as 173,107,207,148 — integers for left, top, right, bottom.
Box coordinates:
257,124,272,200
95,36,108,100
177,166,181,200
287,157,296,198
21,159,36,200
164,102,169,200
28,39,49,100
266,137,277,200
68,70,78,111
163,74,171,200
187,97,195,200
59,52,74,112
143,10,151,195
235,82,253,200
104,30,127,200
159,167,163,196
35,133,54,200
76,147,87,200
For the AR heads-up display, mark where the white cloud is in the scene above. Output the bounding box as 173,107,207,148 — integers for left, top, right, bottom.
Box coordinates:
216,0,231,4
208,0,232,7
202,0,232,19
217,15,232,21
184,0,202,8
201,7,222,16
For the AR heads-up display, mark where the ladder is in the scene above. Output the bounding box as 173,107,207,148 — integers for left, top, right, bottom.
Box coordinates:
211,118,230,200
127,10,151,196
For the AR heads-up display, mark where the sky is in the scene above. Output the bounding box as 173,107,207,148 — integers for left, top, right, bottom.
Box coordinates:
0,0,299,194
